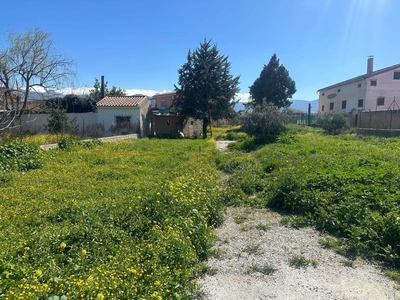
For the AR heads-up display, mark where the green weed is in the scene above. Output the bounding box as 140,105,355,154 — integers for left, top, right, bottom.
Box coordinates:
289,255,318,269
246,264,277,275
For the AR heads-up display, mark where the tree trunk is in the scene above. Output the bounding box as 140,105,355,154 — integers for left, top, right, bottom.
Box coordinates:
202,117,208,138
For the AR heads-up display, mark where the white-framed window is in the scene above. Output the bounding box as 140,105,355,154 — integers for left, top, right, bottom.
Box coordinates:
371,80,377,86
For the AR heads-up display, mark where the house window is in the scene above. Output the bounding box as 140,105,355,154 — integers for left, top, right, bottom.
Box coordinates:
371,80,377,86
337,88,341,92
330,102,334,110
358,99,364,108
394,72,400,79
341,100,347,109
358,83,361,88
171,95,175,100
321,105,324,112
377,97,385,106
115,116,131,125
165,118,171,127
160,100,166,108
322,92,324,96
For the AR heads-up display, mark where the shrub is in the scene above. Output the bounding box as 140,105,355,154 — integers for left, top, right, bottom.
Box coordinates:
47,107,78,134
241,103,288,143
0,142,42,172
316,111,350,134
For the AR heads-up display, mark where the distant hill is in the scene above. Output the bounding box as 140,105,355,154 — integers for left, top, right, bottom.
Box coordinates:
234,99,319,112
289,99,319,112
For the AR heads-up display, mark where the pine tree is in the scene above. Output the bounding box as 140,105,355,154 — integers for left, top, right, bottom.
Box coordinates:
173,39,240,137
249,54,296,108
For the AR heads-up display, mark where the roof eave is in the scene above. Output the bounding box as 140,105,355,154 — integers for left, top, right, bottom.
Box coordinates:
318,63,400,92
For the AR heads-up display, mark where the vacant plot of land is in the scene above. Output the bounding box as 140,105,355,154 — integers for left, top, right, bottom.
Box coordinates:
199,207,397,300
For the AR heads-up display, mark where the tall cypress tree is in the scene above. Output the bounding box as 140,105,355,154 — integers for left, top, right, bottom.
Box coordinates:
249,54,296,108
173,39,240,137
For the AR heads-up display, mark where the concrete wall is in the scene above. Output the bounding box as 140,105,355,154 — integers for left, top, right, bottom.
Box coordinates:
14,113,99,135
138,98,149,137
183,118,203,138
357,109,400,130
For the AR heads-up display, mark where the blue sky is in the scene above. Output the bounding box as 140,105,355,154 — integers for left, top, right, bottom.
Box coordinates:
1,0,398,101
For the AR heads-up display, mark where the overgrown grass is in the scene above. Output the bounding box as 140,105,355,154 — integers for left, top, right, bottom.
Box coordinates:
0,138,224,299
214,127,400,268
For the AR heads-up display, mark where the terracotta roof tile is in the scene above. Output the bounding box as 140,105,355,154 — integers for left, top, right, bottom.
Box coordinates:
97,96,147,107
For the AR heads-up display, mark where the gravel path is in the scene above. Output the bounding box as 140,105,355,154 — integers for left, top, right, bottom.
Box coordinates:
198,207,399,299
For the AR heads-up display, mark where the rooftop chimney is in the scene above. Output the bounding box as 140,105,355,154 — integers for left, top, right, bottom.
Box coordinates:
101,75,105,99
367,56,374,75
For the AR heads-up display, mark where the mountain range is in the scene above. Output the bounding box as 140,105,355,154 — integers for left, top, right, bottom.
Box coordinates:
234,99,319,112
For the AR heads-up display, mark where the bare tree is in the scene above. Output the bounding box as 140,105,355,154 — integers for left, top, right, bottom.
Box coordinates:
0,28,76,130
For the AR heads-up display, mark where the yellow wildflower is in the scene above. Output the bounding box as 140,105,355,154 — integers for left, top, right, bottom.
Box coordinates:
97,293,105,300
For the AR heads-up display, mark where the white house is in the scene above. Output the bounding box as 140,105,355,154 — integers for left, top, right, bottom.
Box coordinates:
97,95,148,137
318,57,400,113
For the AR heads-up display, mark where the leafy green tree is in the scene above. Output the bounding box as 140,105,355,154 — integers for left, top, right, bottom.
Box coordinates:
249,54,296,108
242,102,289,143
45,94,95,113
0,28,75,129
173,39,240,137
47,102,78,135
89,78,126,102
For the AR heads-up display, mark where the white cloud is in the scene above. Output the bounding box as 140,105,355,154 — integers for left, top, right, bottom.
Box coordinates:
125,89,168,96
235,92,251,102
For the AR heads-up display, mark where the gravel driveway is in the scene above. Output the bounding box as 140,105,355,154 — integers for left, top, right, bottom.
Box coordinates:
198,207,398,300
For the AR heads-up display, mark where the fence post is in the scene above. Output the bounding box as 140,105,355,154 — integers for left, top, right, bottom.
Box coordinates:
369,110,372,129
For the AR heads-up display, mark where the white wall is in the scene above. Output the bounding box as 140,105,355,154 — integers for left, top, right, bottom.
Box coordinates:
319,80,366,113
16,113,98,134
97,107,141,137
319,67,400,113
364,68,400,110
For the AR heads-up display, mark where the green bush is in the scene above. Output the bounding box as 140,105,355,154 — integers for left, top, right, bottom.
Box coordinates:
316,111,350,134
241,103,288,143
